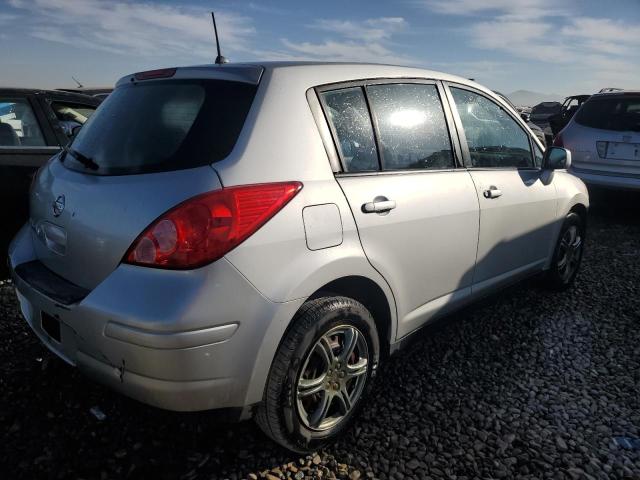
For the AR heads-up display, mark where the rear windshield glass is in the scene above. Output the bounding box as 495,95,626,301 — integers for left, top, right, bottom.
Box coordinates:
574,95,640,132
66,79,257,175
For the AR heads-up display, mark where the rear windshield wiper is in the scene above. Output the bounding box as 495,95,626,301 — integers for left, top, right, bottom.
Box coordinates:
61,145,99,171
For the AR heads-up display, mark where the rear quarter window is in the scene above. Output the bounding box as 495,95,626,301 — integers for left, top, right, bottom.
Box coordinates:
67,79,257,175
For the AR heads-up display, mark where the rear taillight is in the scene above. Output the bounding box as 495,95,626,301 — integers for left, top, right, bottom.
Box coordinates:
124,182,302,269
596,141,608,158
553,132,564,147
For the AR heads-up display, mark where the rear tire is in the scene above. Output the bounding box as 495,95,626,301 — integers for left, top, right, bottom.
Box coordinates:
255,296,379,453
545,212,585,291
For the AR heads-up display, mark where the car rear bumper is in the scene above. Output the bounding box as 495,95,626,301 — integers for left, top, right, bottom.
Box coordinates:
570,167,640,191
8,224,302,414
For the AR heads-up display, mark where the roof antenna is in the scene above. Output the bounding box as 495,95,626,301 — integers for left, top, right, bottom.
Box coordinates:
211,12,228,65
71,76,84,88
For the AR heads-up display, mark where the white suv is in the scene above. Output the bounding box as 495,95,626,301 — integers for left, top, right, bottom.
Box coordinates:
9,62,588,452
556,90,640,190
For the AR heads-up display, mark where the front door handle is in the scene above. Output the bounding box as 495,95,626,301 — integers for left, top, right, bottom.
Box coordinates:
483,186,502,199
362,196,396,214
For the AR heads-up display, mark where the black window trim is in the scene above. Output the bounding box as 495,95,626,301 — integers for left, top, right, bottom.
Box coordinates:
442,81,541,171
314,77,465,176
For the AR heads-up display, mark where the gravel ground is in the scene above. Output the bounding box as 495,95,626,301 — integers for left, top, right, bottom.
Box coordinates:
1,190,639,480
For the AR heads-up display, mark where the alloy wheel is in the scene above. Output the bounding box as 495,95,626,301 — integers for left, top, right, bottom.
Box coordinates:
295,325,369,431
557,225,582,282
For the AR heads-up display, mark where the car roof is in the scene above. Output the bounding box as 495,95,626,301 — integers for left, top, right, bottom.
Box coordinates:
57,87,113,95
0,87,102,103
566,95,590,100
591,89,640,97
116,61,492,94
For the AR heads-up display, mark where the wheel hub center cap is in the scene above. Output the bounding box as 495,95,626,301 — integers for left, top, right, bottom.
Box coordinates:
327,364,347,389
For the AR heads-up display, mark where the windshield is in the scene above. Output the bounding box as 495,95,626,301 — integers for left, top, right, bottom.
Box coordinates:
67,79,257,175
574,95,640,132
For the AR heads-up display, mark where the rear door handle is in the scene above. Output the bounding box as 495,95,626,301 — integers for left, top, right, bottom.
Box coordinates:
362,197,396,214
483,186,502,199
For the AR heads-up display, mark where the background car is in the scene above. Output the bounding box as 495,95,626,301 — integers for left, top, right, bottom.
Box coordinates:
0,88,101,270
549,94,591,136
555,90,640,191
530,101,563,145
57,87,113,100
530,101,562,127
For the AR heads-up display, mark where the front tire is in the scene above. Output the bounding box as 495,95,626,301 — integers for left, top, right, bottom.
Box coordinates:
545,212,585,291
255,296,380,452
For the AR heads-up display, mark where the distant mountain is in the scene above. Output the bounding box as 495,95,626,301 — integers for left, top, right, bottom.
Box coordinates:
507,90,563,107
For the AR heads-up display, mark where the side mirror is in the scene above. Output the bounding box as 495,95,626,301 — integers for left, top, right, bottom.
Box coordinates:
543,146,571,170
71,125,82,138
520,112,530,122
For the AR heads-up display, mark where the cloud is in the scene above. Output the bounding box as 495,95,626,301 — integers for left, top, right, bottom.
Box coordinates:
423,0,558,20
0,13,20,23
469,18,572,62
312,17,407,42
277,39,413,64
561,17,640,55
5,2,413,66
276,16,414,64
421,0,640,91
6,0,255,58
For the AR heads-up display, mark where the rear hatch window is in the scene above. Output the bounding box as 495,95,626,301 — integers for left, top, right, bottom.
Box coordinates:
65,79,257,175
574,95,640,132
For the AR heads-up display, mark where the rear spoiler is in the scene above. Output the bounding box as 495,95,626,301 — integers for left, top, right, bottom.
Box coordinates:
116,65,264,88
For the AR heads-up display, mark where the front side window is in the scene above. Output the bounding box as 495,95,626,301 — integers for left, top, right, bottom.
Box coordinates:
367,83,454,170
0,97,46,147
321,87,379,172
450,88,533,168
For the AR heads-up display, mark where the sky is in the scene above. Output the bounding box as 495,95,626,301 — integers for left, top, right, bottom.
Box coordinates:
1,0,639,95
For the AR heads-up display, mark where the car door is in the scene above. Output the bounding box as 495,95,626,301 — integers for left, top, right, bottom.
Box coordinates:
0,93,60,197
318,80,480,339
0,92,60,269
444,84,557,295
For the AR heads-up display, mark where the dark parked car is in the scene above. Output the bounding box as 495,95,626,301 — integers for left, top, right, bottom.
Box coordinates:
530,101,562,128
530,101,562,145
549,95,590,136
0,88,100,267
57,87,113,100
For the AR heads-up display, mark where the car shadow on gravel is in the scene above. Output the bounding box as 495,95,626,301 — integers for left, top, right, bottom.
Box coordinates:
1,192,639,480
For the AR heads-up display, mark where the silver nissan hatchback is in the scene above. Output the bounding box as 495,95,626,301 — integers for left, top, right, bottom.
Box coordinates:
9,62,588,452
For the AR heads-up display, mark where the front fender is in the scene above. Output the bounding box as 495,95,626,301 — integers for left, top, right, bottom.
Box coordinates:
544,171,589,269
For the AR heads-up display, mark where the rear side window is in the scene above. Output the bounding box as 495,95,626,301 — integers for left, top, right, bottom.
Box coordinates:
0,97,46,147
367,83,453,170
574,96,640,132
450,87,533,168
321,87,379,172
67,79,257,175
